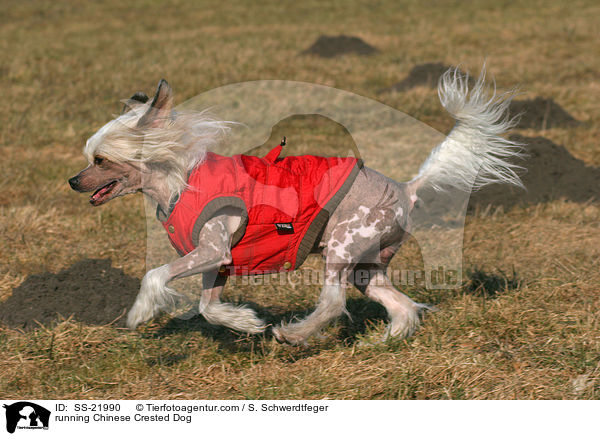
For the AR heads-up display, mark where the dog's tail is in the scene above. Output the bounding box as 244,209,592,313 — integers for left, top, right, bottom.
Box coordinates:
408,66,524,195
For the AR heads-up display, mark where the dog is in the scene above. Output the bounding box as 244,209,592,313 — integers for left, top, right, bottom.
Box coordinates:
69,67,523,344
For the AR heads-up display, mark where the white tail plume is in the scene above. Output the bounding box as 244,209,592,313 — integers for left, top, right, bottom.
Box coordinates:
410,66,525,193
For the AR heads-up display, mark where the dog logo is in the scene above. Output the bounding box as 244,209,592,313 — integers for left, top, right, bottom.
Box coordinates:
2,402,50,433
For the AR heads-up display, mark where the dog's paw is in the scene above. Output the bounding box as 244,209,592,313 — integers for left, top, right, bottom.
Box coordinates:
271,325,285,343
229,305,266,334
126,266,177,330
229,315,267,334
201,302,266,334
126,300,159,330
271,325,308,346
385,302,430,340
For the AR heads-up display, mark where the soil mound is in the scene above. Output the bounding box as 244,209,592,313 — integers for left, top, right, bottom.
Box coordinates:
0,259,139,330
468,134,600,210
510,97,579,129
388,63,451,91
385,63,477,92
302,35,378,58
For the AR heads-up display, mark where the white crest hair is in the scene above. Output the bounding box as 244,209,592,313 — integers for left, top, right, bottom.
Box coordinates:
84,104,230,201
411,65,525,193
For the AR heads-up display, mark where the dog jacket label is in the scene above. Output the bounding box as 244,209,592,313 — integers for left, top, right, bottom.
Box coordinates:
275,223,294,233
158,145,361,275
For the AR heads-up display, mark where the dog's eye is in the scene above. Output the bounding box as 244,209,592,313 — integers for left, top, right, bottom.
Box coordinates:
94,157,104,165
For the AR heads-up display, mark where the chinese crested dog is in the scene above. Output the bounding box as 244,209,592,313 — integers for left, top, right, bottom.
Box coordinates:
69,67,523,344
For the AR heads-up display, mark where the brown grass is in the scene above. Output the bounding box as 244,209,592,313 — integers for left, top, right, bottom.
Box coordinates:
1,0,599,399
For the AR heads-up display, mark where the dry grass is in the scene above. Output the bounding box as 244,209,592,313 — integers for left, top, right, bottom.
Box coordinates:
1,0,599,399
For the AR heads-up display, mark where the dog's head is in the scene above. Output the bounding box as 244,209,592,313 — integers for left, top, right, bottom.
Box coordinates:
68,79,174,206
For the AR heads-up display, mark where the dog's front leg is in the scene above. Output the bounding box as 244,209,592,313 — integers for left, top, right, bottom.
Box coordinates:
126,215,234,329
197,270,265,333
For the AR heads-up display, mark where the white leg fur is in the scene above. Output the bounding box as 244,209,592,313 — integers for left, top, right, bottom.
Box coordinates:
127,265,178,329
200,302,266,334
272,283,347,345
197,274,266,334
366,284,428,340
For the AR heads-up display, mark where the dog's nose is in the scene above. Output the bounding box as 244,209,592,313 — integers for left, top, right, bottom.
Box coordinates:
68,176,79,191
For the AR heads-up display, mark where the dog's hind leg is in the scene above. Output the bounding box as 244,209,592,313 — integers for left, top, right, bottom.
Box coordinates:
271,197,407,345
352,259,429,340
199,270,266,334
272,253,351,345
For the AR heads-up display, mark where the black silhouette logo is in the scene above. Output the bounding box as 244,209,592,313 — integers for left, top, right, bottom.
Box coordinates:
2,402,50,434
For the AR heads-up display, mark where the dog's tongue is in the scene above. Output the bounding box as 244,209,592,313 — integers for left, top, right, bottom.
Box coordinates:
91,182,115,204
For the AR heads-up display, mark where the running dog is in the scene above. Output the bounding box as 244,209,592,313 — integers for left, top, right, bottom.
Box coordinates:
69,67,523,344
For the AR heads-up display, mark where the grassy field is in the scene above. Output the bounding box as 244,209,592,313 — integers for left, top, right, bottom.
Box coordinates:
1,0,599,399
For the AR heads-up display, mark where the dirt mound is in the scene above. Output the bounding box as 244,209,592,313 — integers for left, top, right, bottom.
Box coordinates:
510,97,579,129
468,134,600,210
302,35,378,58
0,259,140,330
388,63,450,91
385,63,476,92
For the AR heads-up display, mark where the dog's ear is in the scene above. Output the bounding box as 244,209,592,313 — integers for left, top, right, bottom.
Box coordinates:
121,92,150,114
137,79,173,128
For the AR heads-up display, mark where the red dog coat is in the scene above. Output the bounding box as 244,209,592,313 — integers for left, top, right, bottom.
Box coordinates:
158,144,361,275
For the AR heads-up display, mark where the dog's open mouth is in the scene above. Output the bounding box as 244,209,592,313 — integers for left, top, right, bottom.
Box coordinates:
90,180,119,206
